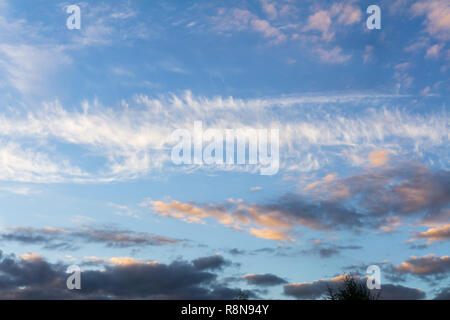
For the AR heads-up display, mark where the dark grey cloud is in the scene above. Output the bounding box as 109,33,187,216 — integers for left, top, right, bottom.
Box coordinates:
229,242,362,259
342,262,408,284
378,284,426,300
283,275,425,300
258,194,367,231
408,243,429,250
74,227,179,248
0,225,180,251
226,246,294,257
434,287,450,300
228,248,247,256
243,273,287,286
301,243,362,258
0,226,78,251
0,250,250,300
191,255,231,270
283,278,336,299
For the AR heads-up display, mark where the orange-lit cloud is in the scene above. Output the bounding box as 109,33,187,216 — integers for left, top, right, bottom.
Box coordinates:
379,216,402,233
20,253,43,261
110,257,157,266
249,228,294,241
394,254,450,275
146,163,449,242
146,199,294,241
369,150,390,167
413,224,450,243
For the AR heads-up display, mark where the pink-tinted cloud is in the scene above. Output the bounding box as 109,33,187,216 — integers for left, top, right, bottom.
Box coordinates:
412,0,450,41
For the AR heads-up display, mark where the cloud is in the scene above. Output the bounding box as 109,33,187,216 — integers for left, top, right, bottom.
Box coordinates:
393,62,414,91
0,2,151,96
377,284,426,300
243,273,287,286
251,19,286,44
109,257,157,266
412,0,450,41
379,216,402,233
0,44,71,95
0,92,446,182
0,142,86,183
302,242,362,258
0,186,38,196
303,10,333,41
393,254,450,280
283,275,350,299
147,193,366,240
434,287,450,300
413,224,450,243
0,250,249,299
315,46,351,64
302,3,362,41
146,198,295,241
212,8,254,33
147,198,299,241
208,3,364,64
363,45,374,63
260,0,278,20
283,274,425,299
332,3,362,25
212,7,285,44
305,162,450,226
147,161,449,241
425,44,444,58
192,255,231,270
369,150,390,167
228,248,247,256
0,225,180,250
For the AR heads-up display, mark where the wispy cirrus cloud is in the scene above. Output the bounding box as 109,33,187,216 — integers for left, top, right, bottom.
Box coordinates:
0,1,150,95
0,91,446,182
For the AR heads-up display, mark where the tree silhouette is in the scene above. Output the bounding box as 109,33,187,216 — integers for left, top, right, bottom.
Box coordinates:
325,274,380,300
234,290,250,300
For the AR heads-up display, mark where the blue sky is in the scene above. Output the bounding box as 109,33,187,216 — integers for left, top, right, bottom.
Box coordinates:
0,0,448,299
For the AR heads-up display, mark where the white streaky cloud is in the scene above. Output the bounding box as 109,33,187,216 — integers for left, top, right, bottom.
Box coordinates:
0,44,71,94
0,2,149,95
0,186,38,195
0,142,86,183
0,92,447,182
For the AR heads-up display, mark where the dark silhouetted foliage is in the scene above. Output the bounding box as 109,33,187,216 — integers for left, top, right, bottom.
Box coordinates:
326,274,380,300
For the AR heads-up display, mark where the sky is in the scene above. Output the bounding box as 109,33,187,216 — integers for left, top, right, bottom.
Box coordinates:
0,0,448,300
